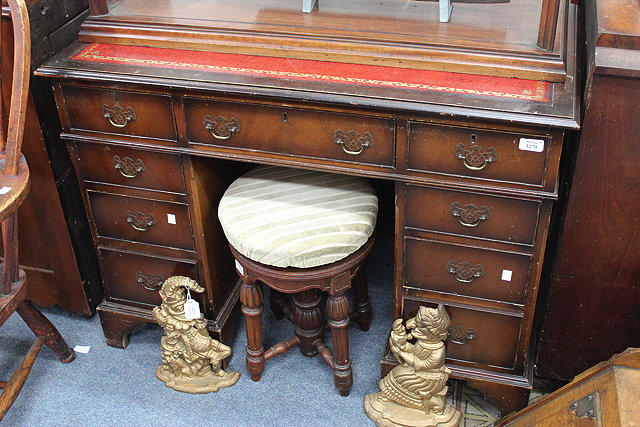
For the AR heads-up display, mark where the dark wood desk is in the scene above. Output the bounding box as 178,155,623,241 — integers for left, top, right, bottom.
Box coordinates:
36,2,579,415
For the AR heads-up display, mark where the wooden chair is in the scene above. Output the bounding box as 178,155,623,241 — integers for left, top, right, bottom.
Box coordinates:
0,0,75,419
218,165,377,396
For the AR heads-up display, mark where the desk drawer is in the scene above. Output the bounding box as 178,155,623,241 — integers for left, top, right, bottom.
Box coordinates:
403,299,521,370
100,248,199,307
75,143,186,194
184,98,395,167
404,237,531,305
407,122,552,187
405,185,540,245
61,85,177,141
88,191,194,251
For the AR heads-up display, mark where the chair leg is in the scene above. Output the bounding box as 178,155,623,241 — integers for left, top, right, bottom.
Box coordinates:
1,215,20,295
352,266,372,332
16,300,75,363
239,278,265,382
326,292,352,396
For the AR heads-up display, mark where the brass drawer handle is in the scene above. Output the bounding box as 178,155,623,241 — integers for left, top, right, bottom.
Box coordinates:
136,271,164,291
446,260,484,283
448,325,476,345
455,134,497,171
204,115,240,140
113,155,146,178
125,210,156,232
450,202,490,227
102,96,136,128
334,129,373,155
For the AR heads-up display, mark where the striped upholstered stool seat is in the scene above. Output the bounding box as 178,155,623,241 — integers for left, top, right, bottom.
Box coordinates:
218,165,378,268
218,165,377,396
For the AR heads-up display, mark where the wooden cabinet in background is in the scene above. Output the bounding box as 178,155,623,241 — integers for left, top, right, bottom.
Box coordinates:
535,0,640,381
1,0,101,316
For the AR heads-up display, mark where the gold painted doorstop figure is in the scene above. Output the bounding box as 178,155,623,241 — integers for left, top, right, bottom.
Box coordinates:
153,276,240,393
364,305,461,426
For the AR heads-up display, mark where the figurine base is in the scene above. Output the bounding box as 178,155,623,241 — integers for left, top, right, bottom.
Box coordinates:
364,392,462,427
156,366,240,394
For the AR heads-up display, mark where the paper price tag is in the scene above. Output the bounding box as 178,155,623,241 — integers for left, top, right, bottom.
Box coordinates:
73,345,91,354
501,270,513,282
235,259,244,275
518,138,545,153
184,299,201,320
167,213,176,225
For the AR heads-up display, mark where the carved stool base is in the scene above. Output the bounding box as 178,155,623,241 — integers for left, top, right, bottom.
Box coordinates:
364,393,462,427
156,365,240,394
233,237,374,396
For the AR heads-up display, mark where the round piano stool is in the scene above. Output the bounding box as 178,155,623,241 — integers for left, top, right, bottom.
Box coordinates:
218,165,378,397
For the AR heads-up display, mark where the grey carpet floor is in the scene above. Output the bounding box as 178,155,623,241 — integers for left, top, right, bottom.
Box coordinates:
1,234,397,426
0,231,527,426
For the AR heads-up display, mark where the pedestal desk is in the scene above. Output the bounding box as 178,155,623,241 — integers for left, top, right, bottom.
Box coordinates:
36,0,579,415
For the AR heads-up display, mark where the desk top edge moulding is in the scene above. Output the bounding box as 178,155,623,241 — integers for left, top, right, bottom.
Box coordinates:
79,0,572,82
36,27,579,133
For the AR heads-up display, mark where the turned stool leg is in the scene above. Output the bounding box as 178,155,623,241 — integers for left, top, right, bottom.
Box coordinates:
270,290,288,321
352,265,372,332
239,278,264,381
326,292,352,396
293,289,323,357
